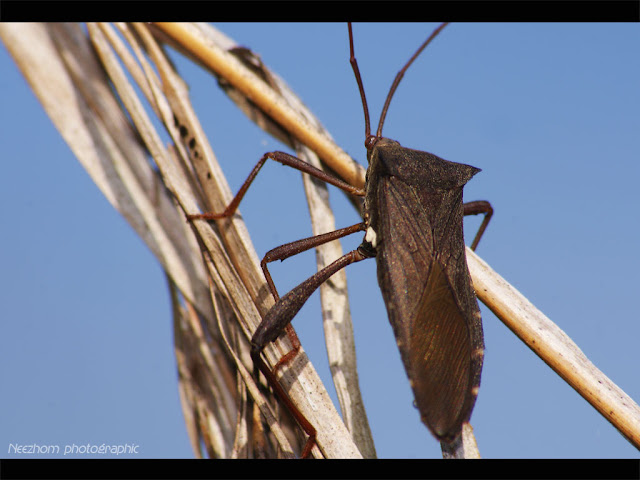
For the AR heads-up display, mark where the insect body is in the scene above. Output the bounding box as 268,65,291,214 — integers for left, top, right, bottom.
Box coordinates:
189,23,492,457
363,137,486,442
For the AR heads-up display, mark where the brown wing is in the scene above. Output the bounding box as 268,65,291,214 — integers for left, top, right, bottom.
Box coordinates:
409,260,473,440
374,172,482,442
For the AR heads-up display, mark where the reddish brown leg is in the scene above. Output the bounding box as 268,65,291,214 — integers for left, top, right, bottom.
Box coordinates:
251,248,368,457
186,149,368,457
261,223,367,301
259,223,366,375
464,200,493,251
186,151,365,221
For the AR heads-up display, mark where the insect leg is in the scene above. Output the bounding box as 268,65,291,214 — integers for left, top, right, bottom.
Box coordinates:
463,200,493,251
187,151,365,221
261,222,366,374
261,222,367,301
251,247,369,458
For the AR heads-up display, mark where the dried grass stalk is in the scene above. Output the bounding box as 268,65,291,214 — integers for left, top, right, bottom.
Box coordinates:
468,250,640,448
0,22,360,458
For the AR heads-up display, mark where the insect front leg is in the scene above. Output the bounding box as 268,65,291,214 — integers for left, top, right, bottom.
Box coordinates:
186,149,366,375
186,151,365,221
463,200,493,251
187,147,367,457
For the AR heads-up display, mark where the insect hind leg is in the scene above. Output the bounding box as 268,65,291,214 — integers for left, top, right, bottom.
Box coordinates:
463,200,493,251
259,222,366,375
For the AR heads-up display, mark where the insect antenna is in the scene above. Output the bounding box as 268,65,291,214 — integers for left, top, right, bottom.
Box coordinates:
376,22,449,137
348,23,372,142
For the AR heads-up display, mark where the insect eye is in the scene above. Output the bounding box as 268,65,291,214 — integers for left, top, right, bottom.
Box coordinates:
365,135,379,151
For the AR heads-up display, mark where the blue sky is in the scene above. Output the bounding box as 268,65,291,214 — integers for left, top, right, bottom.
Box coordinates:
1,23,639,459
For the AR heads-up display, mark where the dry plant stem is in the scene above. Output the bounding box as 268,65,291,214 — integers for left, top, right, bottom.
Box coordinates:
102,21,316,454
230,375,250,458
298,146,376,459
440,424,481,459
177,296,234,458
97,21,285,455
245,41,375,455
461,424,481,458
124,22,264,294
156,23,373,456
154,22,366,190
136,25,362,454
170,278,208,458
204,264,300,458
86,24,332,458
468,249,640,449
0,22,239,456
0,23,213,318
1,22,271,458
103,27,364,460
2,22,300,458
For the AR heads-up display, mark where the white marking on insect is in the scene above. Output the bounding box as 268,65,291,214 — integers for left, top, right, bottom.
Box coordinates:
365,226,378,247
